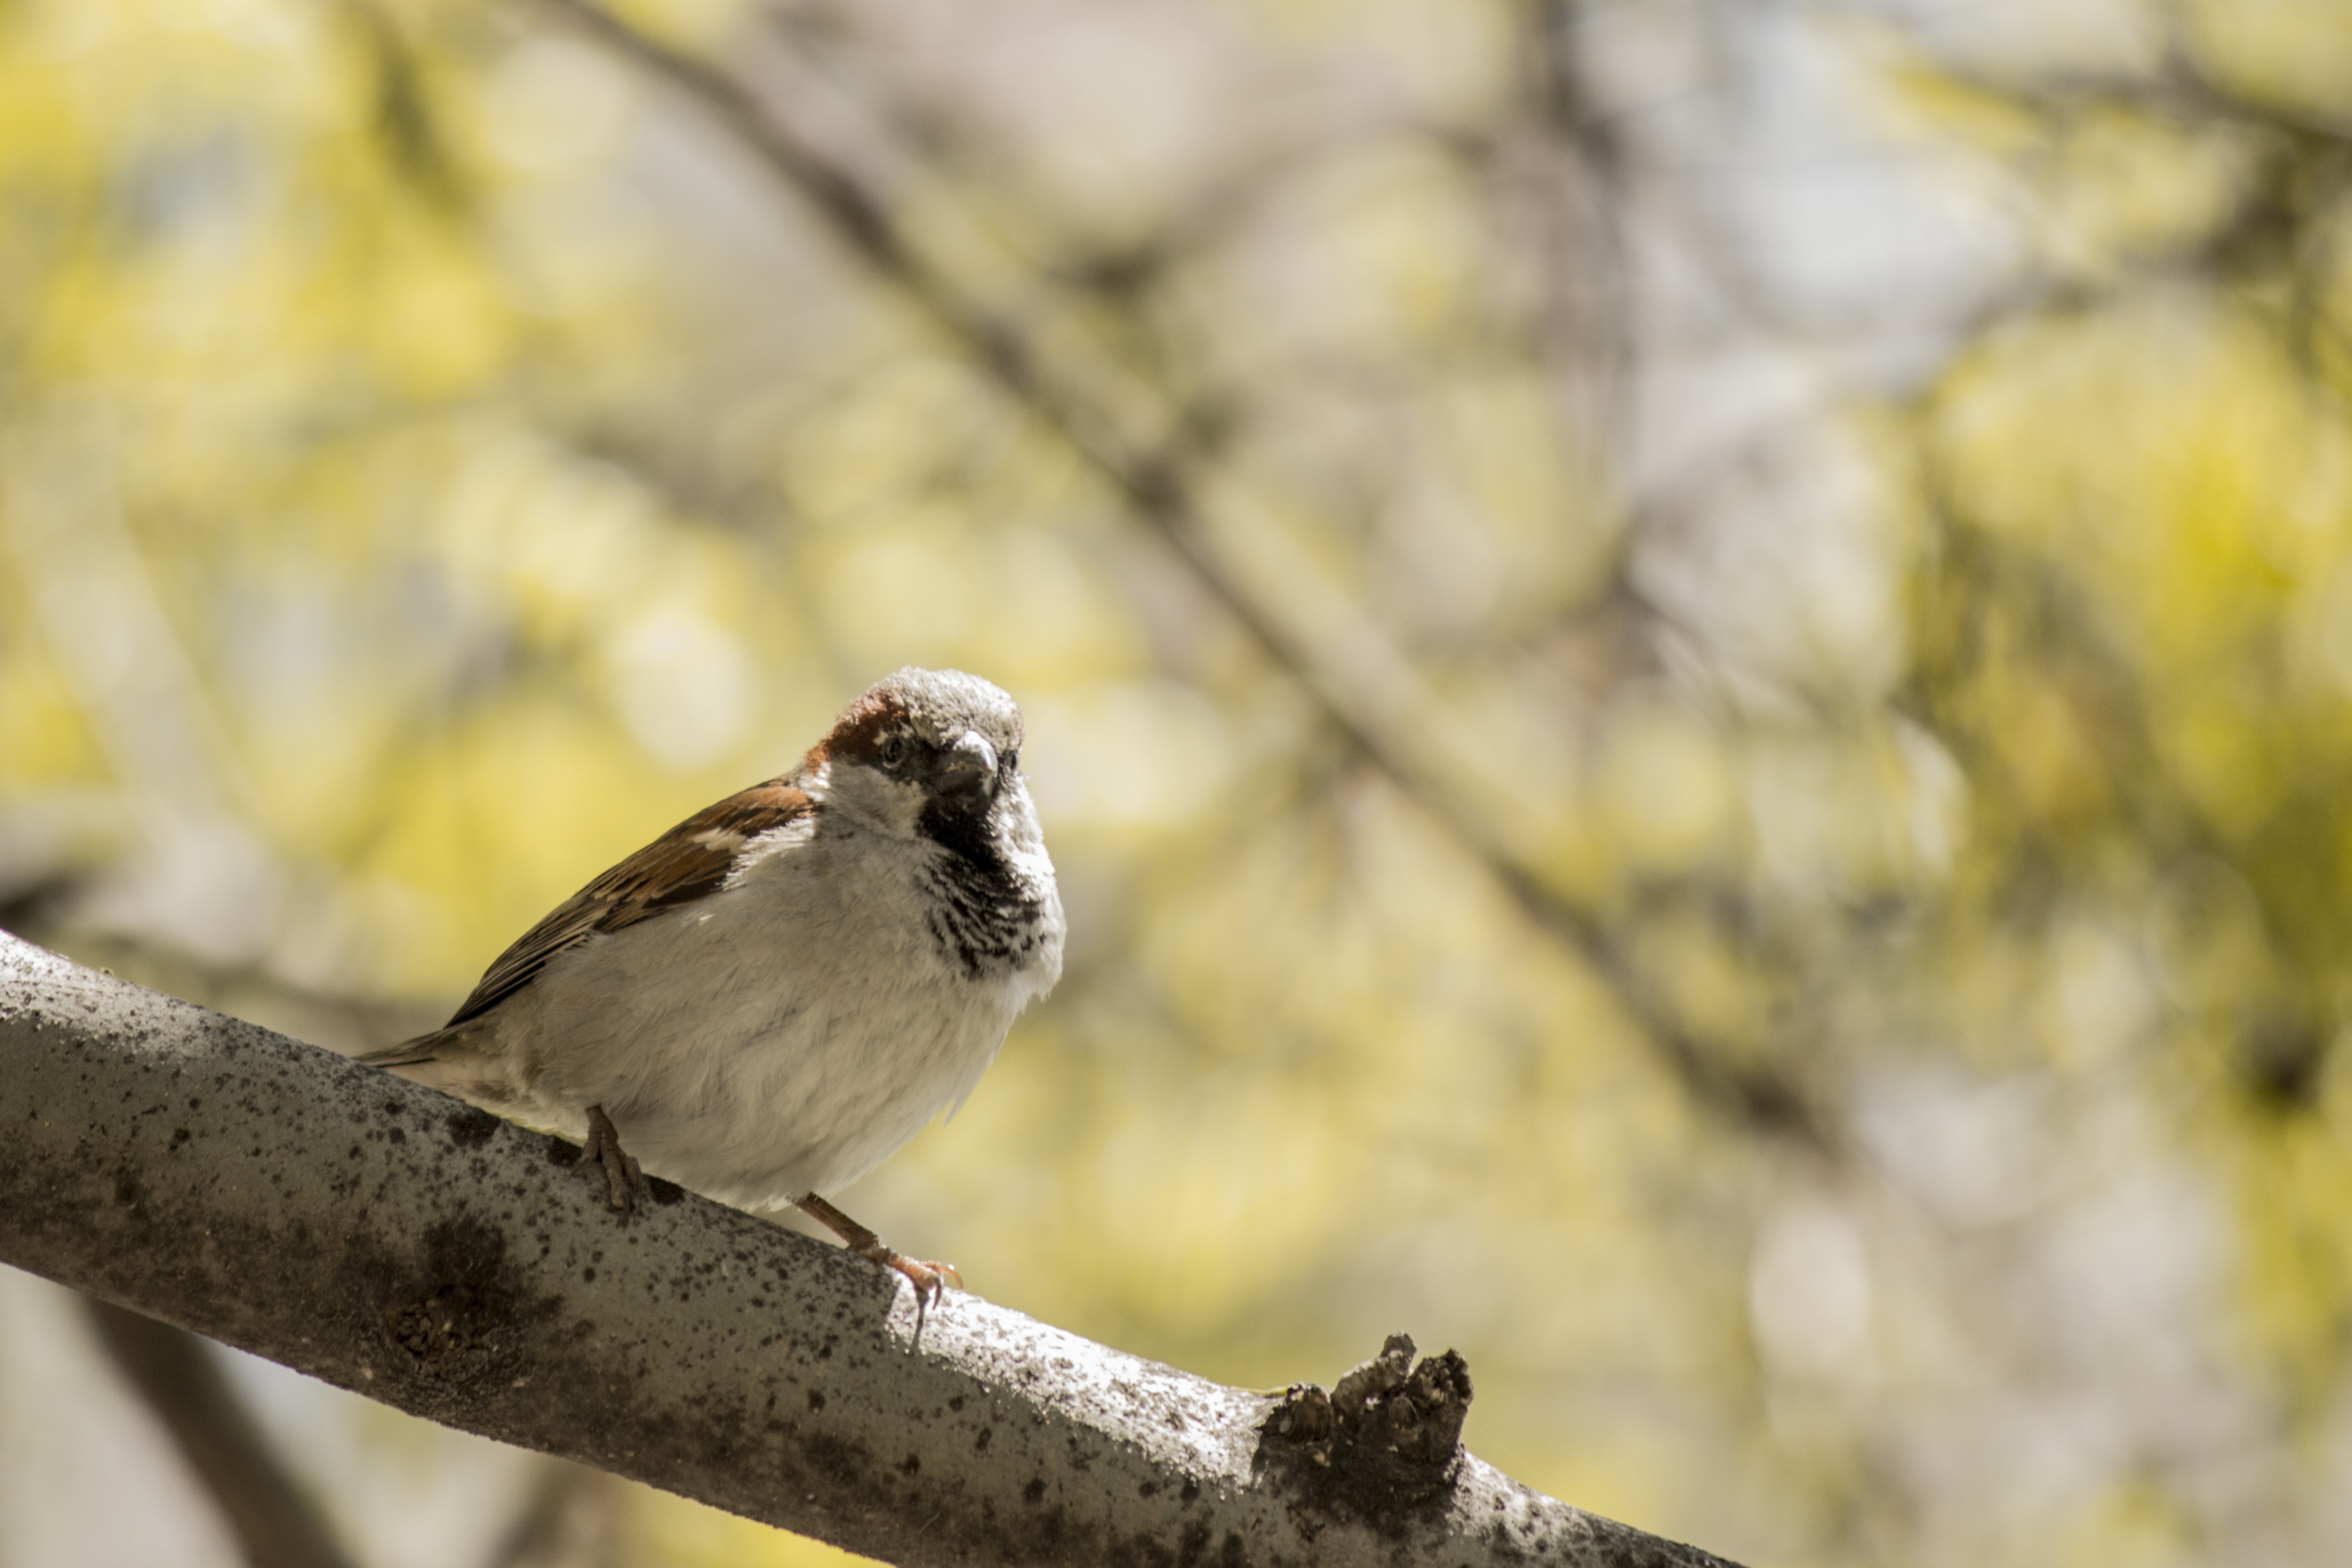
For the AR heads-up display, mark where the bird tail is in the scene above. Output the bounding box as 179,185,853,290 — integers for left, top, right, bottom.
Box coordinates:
356,1019,531,1122
358,1017,496,1072
356,1031,451,1069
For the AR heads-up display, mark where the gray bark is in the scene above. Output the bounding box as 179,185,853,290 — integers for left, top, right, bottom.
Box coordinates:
0,931,1739,1567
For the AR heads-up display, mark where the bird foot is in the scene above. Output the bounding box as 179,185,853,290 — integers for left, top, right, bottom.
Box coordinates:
795,1194,961,1329
869,1247,960,1343
880,1252,962,1310
577,1104,646,1220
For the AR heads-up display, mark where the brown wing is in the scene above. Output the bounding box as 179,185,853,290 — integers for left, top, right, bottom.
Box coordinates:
445,780,814,1026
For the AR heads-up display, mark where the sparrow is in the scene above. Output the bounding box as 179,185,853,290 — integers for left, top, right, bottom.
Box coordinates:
363,667,1064,1306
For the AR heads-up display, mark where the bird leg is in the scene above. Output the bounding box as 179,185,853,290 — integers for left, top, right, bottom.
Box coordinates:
576,1104,646,1218
795,1194,962,1314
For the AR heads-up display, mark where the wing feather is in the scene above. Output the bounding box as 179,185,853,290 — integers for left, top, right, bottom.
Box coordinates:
444,780,814,1027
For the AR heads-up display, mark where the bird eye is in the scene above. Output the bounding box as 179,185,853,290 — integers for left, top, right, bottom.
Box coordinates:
880,735,909,768
1004,749,1019,773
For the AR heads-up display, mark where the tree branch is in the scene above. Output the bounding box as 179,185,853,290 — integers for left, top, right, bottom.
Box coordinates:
0,932,1738,1568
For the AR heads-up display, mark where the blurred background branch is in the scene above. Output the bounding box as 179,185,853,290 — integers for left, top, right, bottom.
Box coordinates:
535,0,1828,1143
86,1300,362,1568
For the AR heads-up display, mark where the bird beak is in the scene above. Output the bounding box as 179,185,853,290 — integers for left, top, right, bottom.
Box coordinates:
933,730,999,805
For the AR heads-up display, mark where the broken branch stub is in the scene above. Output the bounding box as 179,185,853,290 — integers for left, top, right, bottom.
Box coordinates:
1259,1334,1478,1527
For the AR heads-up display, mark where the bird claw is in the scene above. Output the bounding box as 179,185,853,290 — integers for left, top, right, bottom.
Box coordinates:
577,1104,646,1220
885,1253,960,1345
793,1193,960,1337
887,1254,961,1309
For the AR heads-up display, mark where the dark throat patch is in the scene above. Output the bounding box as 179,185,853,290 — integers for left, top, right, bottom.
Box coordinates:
917,800,1048,981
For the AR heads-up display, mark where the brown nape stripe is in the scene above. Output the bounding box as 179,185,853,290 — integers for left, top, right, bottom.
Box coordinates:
813,691,909,766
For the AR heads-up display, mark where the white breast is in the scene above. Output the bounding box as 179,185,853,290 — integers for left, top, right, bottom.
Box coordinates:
480,819,1063,1211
